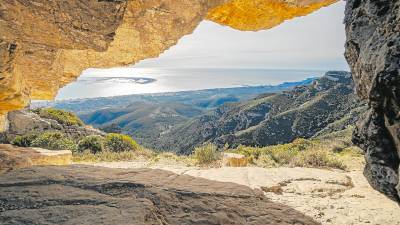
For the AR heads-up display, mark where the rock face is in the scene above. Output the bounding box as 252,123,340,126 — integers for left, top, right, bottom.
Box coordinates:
0,165,319,225
344,0,400,202
1,109,104,143
0,0,336,115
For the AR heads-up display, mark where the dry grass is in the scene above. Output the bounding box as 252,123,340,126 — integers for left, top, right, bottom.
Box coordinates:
73,126,363,171
193,143,220,165
226,126,363,170
72,147,197,166
150,152,196,166
72,147,154,163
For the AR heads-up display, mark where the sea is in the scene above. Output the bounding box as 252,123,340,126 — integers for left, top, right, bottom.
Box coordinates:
55,68,326,100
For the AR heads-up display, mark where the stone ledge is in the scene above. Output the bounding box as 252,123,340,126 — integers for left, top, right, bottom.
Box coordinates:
0,144,71,174
0,165,319,225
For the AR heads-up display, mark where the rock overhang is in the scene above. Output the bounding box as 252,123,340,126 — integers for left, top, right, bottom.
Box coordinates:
0,0,338,115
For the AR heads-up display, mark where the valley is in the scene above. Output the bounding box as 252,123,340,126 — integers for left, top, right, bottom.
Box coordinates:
41,71,366,154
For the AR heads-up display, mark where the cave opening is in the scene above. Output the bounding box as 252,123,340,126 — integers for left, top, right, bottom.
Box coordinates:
1,1,400,223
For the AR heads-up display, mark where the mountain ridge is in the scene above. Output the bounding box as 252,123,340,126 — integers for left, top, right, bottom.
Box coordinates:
155,71,367,154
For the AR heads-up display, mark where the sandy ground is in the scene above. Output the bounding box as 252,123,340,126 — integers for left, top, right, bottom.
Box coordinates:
82,161,400,225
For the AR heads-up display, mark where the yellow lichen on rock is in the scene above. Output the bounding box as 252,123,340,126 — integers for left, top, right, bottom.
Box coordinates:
207,0,338,31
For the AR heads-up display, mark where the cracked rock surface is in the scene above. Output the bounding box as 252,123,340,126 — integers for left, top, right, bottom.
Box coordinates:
0,165,319,225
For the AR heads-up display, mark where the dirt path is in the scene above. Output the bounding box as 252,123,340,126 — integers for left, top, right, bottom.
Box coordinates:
85,161,400,225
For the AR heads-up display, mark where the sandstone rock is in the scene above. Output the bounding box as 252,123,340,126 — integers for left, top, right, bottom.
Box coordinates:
80,162,400,224
0,144,71,174
0,165,319,225
0,114,7,132
207,0,338,31
223,153,248,167
344,0,400,202
0,0,336,114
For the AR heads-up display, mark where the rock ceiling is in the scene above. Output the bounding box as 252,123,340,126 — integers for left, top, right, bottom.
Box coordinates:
0,0,337,115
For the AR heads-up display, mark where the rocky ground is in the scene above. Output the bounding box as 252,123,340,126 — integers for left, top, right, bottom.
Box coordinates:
0,145,399,224
88,161,400,225
0,165,318,225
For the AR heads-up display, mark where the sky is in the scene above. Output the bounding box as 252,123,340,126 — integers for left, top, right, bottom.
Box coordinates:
134,1,348,71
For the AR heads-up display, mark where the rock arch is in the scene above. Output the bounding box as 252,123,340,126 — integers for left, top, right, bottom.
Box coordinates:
0,0,398,202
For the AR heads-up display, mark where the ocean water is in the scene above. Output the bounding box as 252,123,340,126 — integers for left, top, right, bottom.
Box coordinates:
56,68,326,100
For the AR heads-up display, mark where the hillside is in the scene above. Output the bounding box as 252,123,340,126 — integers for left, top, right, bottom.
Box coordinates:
79,102,204,149
156,71,367,154
41,78,315,150
33,78,315,114
39,72,367,154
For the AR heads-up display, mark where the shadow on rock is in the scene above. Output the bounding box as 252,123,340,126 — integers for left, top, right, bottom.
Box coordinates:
0,165,319,225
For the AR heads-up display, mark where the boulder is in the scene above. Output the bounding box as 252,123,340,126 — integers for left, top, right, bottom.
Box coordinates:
223,153,248,167
0,144,71,174
2,110,105,142
0,165,319,225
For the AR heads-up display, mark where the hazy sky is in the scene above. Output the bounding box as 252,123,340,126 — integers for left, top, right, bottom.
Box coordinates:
135,1,348,71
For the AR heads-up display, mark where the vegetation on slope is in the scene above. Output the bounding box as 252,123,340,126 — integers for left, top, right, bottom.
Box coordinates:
227,126,363,170
155,71,367,154
71,126,363,171
33,108,84,126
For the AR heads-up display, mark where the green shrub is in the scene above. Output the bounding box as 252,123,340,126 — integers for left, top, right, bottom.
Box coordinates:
77,135,104,154
31,132,77,151
11,133,38,147
104,133,139,152
193,143,219,165
35,108,84,126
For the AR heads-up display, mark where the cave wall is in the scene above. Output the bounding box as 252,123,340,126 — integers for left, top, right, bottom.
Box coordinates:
0,0,399,202
344,0,400,202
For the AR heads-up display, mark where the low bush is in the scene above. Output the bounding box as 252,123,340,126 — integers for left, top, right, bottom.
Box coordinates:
31,132,77,151
11,133,38,147
104,133,139,152
77,135,104,154
226,138,350,170
293,149,346,170
193,143,219,165
34,108,84,126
